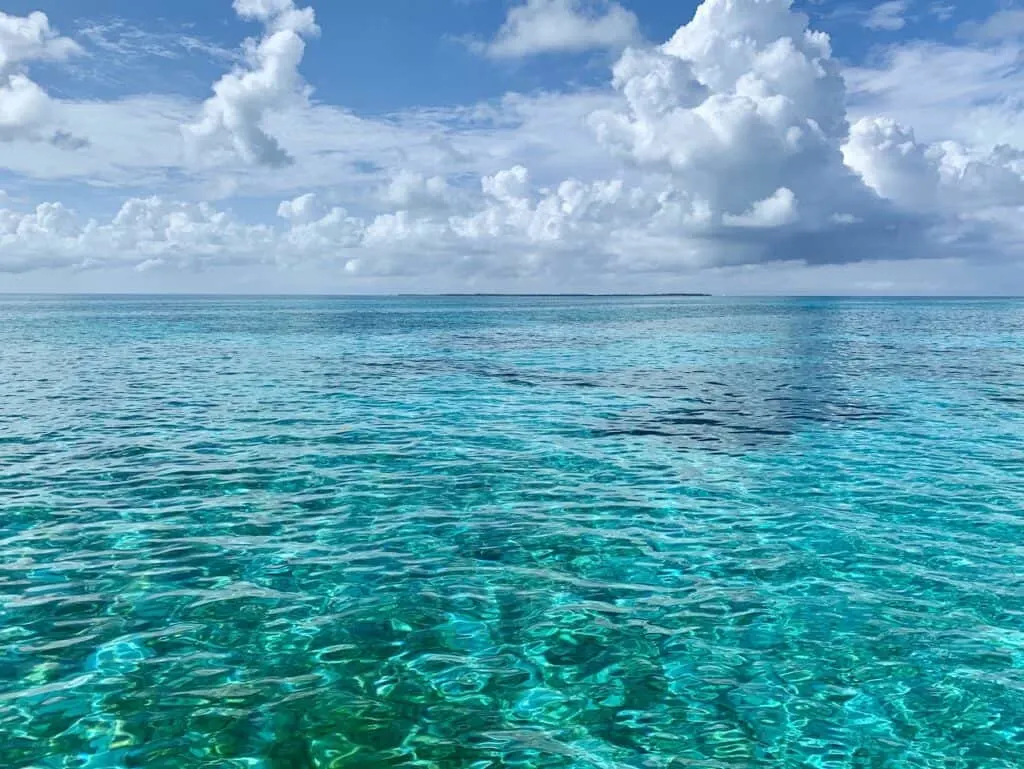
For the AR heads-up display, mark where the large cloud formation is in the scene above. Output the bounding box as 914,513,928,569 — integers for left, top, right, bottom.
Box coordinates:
583,0,923,266
0,11,79,142
1,0,1022,287
183,0,319,167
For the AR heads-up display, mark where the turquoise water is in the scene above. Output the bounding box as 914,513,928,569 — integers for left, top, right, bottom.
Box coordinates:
1,296,1023,768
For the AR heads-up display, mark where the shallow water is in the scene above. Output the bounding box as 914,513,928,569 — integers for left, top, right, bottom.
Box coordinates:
1,295,1022,768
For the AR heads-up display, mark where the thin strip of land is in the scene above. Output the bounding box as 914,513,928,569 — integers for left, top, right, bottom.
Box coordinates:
402,293,712,298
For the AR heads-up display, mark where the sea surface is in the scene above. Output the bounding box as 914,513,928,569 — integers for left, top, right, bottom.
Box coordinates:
1,295,1023,769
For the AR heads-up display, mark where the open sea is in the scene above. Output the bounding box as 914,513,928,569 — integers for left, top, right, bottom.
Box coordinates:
1,295,1023,768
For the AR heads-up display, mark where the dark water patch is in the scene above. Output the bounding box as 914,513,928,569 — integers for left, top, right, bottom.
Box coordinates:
991,394,1024,406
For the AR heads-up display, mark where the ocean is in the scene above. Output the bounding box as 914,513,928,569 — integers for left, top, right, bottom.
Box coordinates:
1,295,1022,768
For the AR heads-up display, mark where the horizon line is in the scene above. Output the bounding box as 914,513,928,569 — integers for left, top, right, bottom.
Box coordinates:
2,292,1023,299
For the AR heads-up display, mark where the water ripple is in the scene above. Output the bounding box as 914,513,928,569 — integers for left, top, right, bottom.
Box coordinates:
1,296,1023,767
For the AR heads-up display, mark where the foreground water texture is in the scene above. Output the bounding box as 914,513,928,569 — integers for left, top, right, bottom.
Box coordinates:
2,296,1023,768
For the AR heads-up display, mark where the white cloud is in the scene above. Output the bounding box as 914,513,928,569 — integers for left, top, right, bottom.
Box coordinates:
0,131,1019,284
482,0,639,59
276,191,323,224
0,196,276,274
842,118,938,209
0,87,623,211
864,1,910,32
76,18,237,67
0,95,191,188
106,196,275,268
1,0,1023,292
845,40,1024,149
958,10,1024,42
929,2,955,22
379,170,454,211
842,114,1024,262
723,188,799,228
0,10,80,142
586,0,902,257
183,0,319,167
0,75,50,140
845,117,1024,211
0,11,79,70
0,171,718,280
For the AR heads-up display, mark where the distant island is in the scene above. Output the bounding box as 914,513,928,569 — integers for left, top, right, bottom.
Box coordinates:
400,293,713,298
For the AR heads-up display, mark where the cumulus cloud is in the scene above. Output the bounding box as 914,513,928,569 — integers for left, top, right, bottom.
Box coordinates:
841,112,1024,255
379,170,454,211
864,1,909,32
845,117,1024,215
2,0,1023,290
579,0,925,265
842,118,940,210
0,171,677,275
371,0,1020,272
482,0,639,59
276,191,324,224
183,0,319,167
0,196,278,273
0,10,80,142
723,188,799,228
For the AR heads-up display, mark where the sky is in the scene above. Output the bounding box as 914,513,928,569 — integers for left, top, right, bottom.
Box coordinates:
0,0,1022,294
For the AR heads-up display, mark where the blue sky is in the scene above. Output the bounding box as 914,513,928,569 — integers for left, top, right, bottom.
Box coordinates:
0,0,1022,293
7,0,1004,108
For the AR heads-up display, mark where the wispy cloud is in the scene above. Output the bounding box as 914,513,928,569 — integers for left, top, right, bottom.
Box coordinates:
77,18,237,64
929,2,955,22
845,37,1024,149
957,10,1024,42
66,18,240,94
864,1,910,31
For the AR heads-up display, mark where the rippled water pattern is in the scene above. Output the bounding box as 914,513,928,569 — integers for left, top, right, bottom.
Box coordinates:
2,296,1023,769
